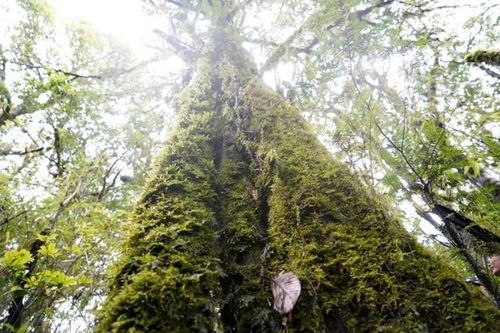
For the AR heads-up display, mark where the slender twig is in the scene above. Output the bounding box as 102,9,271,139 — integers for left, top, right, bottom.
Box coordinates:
153,29,196,63
97,157,122,201
0,210,28,228
350,73,426,185
6,57,162,81
421,127,445,184
0,147,45,156
438,122,489,149
373,119,425,186
477,65,500,80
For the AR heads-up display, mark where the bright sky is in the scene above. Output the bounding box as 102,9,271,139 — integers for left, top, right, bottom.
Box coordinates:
47,0,159,58
45,0,287,88
48,0,149,39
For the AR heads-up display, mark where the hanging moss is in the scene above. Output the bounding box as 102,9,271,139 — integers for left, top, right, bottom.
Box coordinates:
97,31,500,332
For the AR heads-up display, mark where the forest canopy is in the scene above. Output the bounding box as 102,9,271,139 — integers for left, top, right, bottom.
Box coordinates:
0,0,499,332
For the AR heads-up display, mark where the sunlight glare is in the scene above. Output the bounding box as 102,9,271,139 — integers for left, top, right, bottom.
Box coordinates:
47,0,154,49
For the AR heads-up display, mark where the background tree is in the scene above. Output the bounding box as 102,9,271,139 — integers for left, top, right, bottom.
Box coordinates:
0,0,174,331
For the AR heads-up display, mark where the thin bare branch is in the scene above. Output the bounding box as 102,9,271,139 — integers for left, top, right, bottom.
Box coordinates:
0,147,45,156
0,210,28,228
153,29,196,63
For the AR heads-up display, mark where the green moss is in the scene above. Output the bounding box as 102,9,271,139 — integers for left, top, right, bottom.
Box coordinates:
97,33,500,332
96,48,225,332
245,102,500,332
465,49,500,66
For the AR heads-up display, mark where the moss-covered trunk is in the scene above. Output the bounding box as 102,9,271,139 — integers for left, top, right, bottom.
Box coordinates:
97,31,499,332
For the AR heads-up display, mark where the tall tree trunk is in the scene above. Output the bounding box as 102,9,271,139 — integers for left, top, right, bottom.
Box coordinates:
96,31,499,332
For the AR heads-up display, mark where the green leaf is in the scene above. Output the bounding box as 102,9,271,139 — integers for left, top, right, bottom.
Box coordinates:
471,160,480,177
24,276,39,289
76,275,93,284
63,243,82,255
16,323,29,333
40,270,75,287
3,249,34,270
2,323,15,332
9,285,23,292
36,233,57,242
39,243,60,258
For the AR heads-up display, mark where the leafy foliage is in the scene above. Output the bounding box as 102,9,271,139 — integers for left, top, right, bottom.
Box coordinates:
0,0,173,331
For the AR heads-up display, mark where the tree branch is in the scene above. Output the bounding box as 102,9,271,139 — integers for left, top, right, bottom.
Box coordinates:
432,204,500,244
0,210,28,229
97,157,122,201
478,65,500,79
6,57,163,82
0,146,45,156
153,29,196,63
350,72,426,185
261,0,396,72
441,218,499,306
